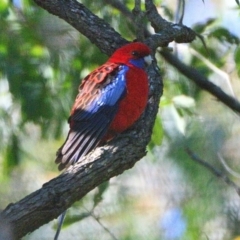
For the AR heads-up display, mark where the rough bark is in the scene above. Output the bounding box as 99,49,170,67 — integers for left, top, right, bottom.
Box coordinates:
0,64,162,239
0,0,196,239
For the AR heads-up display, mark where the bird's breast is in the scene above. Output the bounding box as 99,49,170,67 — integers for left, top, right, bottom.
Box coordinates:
108,66,149,134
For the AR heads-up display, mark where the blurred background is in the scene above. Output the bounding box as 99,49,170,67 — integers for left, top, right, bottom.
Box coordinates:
0,0,240,239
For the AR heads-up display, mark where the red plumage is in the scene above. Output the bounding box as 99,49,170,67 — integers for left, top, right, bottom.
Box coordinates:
106,64,149,137
55,42,151,170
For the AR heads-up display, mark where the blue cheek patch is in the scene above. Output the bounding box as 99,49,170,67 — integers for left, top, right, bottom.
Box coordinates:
130,58,145,69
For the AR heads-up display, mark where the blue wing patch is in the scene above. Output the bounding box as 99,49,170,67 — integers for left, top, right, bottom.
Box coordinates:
85,65,128,116
56,65,128,170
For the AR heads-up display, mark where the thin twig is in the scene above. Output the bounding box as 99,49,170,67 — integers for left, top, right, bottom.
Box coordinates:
103,0,150,38
132,0,145,41
217,153,240,179
179,0,185,25
189,48,235,97
104,0,240,117
145,0,172,31
90,212,119,240
185,148,240,196
176,0,185,25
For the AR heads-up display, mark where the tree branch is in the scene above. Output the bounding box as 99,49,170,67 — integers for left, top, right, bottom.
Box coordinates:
103,0,197,49
0,0,199,239
109,0,240,116
186,148,240,196
33,0,128,54
160,50,240,114
0,61,162,238
145,0,196,47
103,0,134,21
1,1,237,239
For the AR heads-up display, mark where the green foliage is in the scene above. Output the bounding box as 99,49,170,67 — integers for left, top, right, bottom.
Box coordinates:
193,18,216,34
3,133,21,175
1,1,240,239
61,212,91,229
235,47,240,77
0,2,111,175
209,27,239,44
149,115,163,150
93,181,110,208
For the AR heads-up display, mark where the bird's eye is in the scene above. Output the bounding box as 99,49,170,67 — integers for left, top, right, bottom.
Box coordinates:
131,51,140,57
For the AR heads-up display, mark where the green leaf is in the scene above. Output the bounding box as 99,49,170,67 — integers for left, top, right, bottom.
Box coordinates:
3,133,21,175
172,95,195,109
209,27,239,44
60,212,91,228
0,0,9,19
93,181,110,208
161,5,174,20
193,18,216,34
149,116,163,150
234,47,240,77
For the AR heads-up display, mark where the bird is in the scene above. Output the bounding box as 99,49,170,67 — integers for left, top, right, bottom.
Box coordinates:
55,42,152,171
53,42,152,240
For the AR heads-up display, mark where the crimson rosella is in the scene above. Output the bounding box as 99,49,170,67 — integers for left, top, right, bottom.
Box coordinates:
55,42,152,170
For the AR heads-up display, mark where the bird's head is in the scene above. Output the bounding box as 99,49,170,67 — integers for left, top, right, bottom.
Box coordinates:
108,42,152,69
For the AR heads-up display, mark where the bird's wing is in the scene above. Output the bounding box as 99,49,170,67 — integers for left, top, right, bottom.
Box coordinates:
56,62,128,170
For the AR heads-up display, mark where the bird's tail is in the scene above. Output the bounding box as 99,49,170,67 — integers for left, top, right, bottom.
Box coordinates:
54,211,67,240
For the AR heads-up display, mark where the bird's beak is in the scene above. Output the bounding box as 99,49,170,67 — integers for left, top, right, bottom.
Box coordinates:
144,55,153,66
